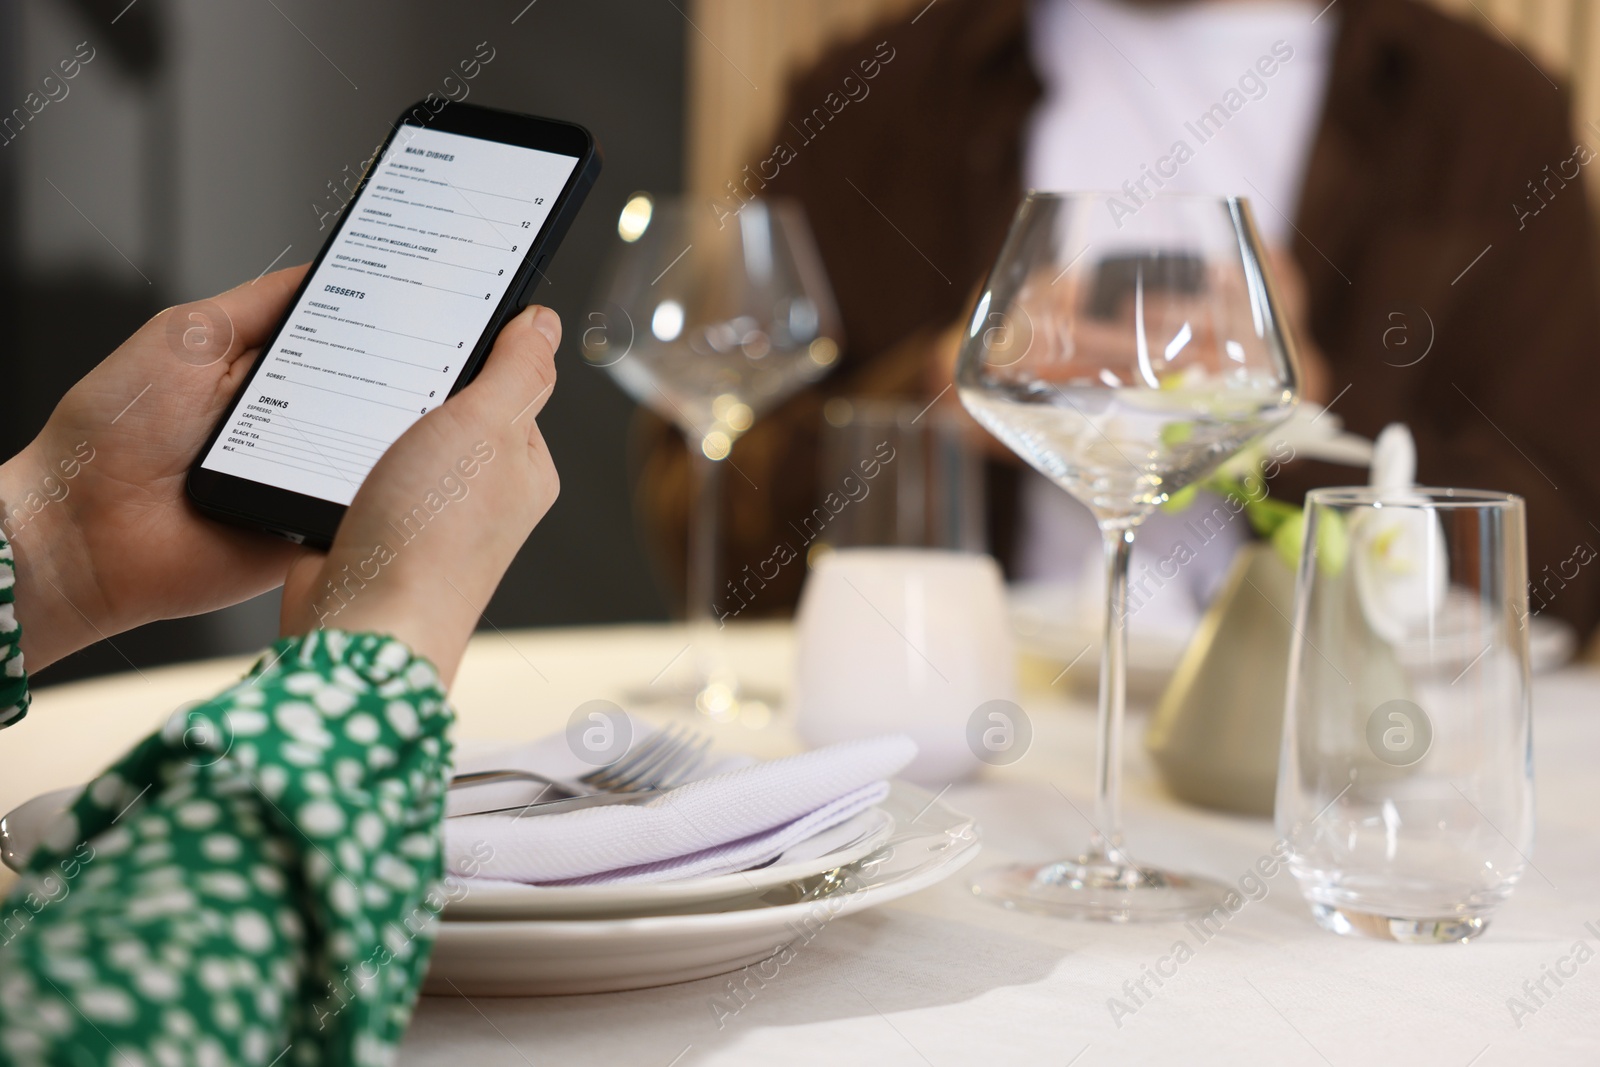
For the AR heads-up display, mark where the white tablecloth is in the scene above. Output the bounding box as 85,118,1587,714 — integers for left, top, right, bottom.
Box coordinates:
4,622,1598,1065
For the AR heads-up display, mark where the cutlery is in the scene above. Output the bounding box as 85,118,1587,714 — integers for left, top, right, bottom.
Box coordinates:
447,725,711,817
449,786,675,819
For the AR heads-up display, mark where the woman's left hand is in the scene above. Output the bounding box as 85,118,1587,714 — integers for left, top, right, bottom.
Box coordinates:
0,266,312,670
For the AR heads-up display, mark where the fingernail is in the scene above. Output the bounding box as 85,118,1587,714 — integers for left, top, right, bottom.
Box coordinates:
530,305,560,348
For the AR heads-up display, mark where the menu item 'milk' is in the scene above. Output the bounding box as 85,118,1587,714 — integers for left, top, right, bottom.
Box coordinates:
201,124,578,505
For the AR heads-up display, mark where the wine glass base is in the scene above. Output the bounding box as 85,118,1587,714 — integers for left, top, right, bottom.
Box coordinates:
1307,903,1489,943
971,857,1233,923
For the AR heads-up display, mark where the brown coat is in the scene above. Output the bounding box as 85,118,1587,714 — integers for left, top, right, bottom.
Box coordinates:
637,0,1600,637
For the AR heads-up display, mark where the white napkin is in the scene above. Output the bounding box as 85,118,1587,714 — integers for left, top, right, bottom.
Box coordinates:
444,732,915,886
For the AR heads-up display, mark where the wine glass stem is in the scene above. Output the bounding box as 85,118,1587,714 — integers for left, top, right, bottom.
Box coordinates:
686,444,725,677
1091,522,1134,865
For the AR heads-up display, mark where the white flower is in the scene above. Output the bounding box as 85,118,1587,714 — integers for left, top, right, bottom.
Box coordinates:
1352,424,1448,642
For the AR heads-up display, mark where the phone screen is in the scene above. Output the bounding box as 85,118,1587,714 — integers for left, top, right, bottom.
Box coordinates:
198,123,579,506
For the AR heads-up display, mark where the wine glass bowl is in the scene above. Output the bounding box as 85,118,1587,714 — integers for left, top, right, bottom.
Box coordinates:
959,192,1300,921
594,196,841,459
958,194,1298,522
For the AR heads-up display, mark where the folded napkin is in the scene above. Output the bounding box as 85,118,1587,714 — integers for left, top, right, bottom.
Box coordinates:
444,731,915,886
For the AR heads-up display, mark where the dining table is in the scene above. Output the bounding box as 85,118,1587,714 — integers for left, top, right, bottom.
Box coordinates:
2,619,1597,1065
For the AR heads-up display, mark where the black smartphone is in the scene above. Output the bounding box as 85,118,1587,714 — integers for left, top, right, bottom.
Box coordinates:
1085,251,1206,320
187,99,601,547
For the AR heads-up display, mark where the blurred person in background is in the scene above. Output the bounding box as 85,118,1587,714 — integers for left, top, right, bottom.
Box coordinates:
639,0,1600,642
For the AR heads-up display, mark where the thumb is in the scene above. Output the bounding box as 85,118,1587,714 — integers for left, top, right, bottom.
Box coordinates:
446,304,562,439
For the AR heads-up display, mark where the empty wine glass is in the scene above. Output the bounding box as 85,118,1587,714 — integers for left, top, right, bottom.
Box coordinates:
959,192,1300,921
585,195,843,716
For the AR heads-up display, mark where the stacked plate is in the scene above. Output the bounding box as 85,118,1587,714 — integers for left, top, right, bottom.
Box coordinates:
2,779,981,998
427,781,981,995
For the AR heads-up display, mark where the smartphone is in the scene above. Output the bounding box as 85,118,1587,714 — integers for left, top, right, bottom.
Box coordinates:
1085,251,1206,320
187,100,601,547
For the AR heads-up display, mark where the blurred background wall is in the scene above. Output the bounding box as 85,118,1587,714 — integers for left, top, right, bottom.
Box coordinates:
686,0,1600,204
1,0,682,682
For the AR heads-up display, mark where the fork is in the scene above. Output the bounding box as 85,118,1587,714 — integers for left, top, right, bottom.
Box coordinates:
448,724,711,800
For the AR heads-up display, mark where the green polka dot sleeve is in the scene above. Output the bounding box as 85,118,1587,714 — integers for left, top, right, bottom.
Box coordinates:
0,536,28,729
0,630,454,1067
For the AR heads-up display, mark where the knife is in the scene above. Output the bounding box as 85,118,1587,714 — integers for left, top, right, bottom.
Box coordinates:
447,787,670,819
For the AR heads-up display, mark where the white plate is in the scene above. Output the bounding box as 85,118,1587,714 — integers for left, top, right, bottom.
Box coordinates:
444,807,896,920
0,786,80,873
1009,581,1193,698
1529,616,1579,673
422,781,980,996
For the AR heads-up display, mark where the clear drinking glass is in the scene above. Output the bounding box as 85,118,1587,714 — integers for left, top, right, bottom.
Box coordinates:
813,398,987,554
1277,488,1533,942
957,192,1300,921
585,195,843,715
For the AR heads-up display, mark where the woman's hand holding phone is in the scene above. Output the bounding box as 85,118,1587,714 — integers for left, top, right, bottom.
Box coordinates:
0,267,313,670
0,265,562,685
279,305,562,686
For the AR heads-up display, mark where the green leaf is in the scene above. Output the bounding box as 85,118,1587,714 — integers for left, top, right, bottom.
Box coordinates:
1245,497,1299,538
1161,485,1198,513
1270,507,1349,575
1271,510,1306,569
1315,508,1350,575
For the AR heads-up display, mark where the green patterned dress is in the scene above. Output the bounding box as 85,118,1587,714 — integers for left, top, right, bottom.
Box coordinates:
0,537,455,1066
